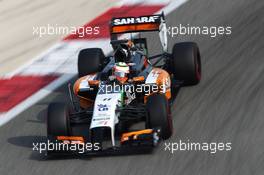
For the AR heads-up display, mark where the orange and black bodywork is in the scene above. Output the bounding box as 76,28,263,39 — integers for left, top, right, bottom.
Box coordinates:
73,74,99,108
73,66,173,109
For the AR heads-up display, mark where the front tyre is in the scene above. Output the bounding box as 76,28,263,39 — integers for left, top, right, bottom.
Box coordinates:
171,42,201,86
146,93,173,140
47,103,70,136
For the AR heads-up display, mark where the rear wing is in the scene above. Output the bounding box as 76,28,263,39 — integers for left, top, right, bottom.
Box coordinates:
110,13,168,52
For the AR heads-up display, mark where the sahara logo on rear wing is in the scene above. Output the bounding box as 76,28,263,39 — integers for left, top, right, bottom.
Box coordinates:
110,14,164,34
113,15,161,26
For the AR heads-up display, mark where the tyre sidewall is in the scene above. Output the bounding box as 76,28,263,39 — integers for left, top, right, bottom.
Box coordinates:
172,42,201,86
146,93,172,140
47,103,70,136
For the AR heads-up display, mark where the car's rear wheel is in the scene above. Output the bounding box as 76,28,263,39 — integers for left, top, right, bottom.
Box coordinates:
47,103,70,136
78,48,105,77
146,93,173,140
171,42,201,86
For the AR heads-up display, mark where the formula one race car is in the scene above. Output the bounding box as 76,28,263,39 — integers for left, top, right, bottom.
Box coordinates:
46,13,201,157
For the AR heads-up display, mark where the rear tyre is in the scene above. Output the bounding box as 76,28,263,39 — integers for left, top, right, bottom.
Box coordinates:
146,93,173,140
78,48,105,77
171,42,201,86
47,103,70,136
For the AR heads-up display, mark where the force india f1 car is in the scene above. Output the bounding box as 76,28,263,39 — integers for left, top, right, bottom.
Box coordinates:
46,13,201,157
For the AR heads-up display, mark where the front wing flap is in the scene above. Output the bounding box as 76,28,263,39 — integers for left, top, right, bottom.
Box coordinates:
45,129,160,157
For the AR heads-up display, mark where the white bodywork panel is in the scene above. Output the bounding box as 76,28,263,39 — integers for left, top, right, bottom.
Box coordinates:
145,69,160,84
90,92,122,146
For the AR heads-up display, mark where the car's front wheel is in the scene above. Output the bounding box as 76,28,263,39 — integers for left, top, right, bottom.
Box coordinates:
47,103,70,136
146,93,173,140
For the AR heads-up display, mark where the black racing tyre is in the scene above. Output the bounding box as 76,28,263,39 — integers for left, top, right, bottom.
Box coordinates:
47,103,70,136
78,48,105,77
171,42,201,86
146,93,173,140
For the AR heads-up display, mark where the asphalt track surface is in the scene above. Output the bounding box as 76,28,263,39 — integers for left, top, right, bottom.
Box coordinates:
1,0,264,174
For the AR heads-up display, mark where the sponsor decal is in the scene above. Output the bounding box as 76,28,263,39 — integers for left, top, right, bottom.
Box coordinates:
92,117,110,121
97,104,109,111
113,16,160,25
103,98,112,101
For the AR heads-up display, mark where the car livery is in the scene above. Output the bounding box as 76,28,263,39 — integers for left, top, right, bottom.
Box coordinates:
46,13,202,157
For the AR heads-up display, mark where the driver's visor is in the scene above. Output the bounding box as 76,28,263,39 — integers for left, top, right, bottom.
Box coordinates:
114,71,127,78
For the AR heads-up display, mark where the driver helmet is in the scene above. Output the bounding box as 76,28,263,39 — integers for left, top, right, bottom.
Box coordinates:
114,62,129,83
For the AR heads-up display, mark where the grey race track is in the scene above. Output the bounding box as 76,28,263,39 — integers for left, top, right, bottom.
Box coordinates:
1,0,264,174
